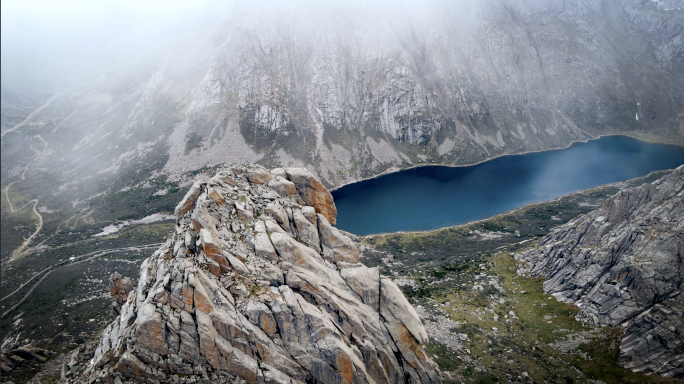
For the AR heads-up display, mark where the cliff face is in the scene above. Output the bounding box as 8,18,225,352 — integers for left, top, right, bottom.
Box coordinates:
3,0,684,193
3,0,683,267
515,165,684,378
70,166,439,384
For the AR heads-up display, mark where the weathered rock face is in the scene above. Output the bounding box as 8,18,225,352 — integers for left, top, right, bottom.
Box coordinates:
515,165,684,378
0,345,51,375
110,272,133,320
71,165,440,384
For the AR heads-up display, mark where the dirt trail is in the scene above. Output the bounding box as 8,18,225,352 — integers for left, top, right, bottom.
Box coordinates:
3,135,48,259
2,53,155,259
0,78,103,138
0,243,162,319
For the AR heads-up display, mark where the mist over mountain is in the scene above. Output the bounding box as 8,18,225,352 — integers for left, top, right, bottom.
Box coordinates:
2,1,684,382
3,0,683,265
3,0,683,182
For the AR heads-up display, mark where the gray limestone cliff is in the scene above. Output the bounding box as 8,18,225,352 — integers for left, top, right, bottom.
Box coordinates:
68,165,440,384
515,165,684,378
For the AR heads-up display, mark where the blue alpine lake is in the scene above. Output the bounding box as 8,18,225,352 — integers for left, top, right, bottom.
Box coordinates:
331,136,684,235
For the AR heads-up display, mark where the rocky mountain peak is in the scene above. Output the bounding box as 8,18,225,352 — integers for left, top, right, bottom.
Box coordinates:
515,165,684,378
69,165,440,383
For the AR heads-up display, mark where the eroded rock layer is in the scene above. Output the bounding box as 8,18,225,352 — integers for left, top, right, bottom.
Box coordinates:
71,165,439,384
516,165,684,378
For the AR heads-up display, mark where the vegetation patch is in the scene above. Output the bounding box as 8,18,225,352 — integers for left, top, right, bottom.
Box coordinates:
355,169,681,383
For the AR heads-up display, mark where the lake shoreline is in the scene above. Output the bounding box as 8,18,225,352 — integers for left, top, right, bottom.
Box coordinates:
329,133,684,192
344,167,675,239
332,135,684,236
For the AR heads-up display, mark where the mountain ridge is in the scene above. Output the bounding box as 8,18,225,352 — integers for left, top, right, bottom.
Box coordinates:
515,165,684,378
64,165,440,384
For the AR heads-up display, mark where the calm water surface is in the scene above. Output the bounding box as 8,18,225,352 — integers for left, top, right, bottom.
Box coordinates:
332,136,684,235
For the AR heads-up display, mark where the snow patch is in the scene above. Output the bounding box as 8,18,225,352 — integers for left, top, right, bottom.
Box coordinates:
472,230,504,240
38,206,56,213
438,138,455,156
93,213,175,237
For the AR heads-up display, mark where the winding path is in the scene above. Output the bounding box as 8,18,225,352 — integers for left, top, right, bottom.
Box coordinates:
1,50,151,138
1,52,154,259
3,136,48,258
0,243,162,319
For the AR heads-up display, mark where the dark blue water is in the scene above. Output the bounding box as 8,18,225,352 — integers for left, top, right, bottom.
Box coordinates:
332,136,684,235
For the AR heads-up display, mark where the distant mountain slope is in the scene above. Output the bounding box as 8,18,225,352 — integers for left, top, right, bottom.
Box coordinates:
3,0,684,182
1,0,683,261
516,165,684,378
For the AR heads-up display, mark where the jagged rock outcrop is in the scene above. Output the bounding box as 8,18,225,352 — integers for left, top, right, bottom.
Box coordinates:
69,165,440,384
0,346,51,374
110,272,133,320
60,342,98,381
515,165,684,378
